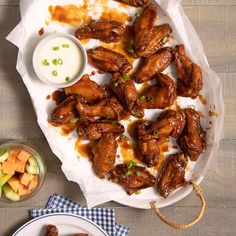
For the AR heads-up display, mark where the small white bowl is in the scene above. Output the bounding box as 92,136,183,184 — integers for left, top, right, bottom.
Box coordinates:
33,33,87,88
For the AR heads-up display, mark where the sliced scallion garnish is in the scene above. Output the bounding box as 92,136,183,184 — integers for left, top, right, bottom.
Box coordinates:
58,59,63,65
136,171,141,177
70,117,78,123
139,95,146,100
125,170,132,177
65,77,70,81
53,46,59,51
123,73,129,81
62,44,69,48
52,59,58,65
52,70,58,76
42,59,49,66
127,161,136,168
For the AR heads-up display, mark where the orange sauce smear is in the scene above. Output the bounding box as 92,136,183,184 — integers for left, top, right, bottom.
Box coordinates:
80,39,90,45
100,8,132,24
60,122,78,136
198,94,207,105
75,139,94,160
209,110,218,117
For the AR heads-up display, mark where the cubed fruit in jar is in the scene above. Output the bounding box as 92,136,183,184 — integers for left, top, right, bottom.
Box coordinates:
18,183,31,196
28,175,38,191
17,150,31,163
15,159,26,173
2,161,15,175
7,149,21,162
3,183,20,201
19,172,33,186
8,176,20,193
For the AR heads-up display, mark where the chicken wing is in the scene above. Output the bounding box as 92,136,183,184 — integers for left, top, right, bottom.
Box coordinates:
173,44,203,99
139,73,177,109
76,97,127,121
45,225,58,236
110,72,144,118
87,46,132,73
115,0,150,7
77,120,124,141
156,153,188,198
64,74,109,104
92,133,118,178
49,95,78,126
137,120,160,167
75,21,125,43
134,47,173,83
148,110,186,140
178,108,206,161
109,164,156,195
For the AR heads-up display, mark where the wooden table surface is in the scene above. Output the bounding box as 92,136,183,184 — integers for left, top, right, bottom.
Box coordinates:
0,0,236,235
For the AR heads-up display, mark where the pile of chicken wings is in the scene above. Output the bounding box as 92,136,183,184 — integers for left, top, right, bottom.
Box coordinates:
49,2,206,198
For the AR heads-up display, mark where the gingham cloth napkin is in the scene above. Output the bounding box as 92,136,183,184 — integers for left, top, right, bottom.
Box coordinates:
30,194,129,236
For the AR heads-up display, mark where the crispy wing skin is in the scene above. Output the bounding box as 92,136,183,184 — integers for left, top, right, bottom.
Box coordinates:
115,0,150,7
156,153,188,198
76,97,127,121
45,225,58,236
75,21,125,43
140,73,177,109
134,47,173,83
178,108,206,161
110,72,144,118
148,110,186,140
87,46,132,73
109,164,156,195
173,44,203,99
92,133,117,178
137,120,160,167
77,120,124,141
64,74,108,104
49,95,77,126
135,24,172,58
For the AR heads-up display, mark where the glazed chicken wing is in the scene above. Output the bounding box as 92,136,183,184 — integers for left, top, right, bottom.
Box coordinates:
133,4,172,58
49,95,77,126
178,108,206,161
64,74,109,104
87,46,132,73
45,225,58,236
92,133,117,178
173,44,203,99
109,164,156,195
156,153,188,198
148,110,186,140
137,120,160,167
134,47,173,83
110,72,144,118
77,120,124,141
140,73,177,109
76,97,127,121
75,21,125,43
115,0,149,7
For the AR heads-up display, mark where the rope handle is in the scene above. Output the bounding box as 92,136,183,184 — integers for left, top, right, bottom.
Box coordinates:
150,181,206,229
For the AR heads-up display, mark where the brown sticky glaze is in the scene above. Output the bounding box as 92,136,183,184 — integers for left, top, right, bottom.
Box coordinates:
46,95,51,100
127,119,142,140
209,110,218,117
38,27,44,36
51,90,66,105
198,94,207,105
90,71,96,76
100,9,132,24
60,122,78,136
76,142,95,159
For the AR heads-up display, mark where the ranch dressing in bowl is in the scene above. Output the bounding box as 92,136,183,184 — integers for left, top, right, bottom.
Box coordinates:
33,33,87,88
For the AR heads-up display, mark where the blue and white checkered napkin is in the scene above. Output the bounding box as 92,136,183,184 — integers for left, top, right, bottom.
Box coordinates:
30,194,129,236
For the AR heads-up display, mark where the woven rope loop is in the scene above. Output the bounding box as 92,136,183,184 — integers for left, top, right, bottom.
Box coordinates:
150,181,206,230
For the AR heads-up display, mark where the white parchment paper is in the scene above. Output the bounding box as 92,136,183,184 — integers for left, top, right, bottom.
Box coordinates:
7,0,224,208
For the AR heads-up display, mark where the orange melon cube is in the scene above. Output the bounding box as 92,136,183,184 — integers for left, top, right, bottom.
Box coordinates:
28,176,38,191
18,183,31,196
19,173,33,186
7,149,21,163
17,150,31,163
15,159,26,173
8,176,20,193
2,161,15,175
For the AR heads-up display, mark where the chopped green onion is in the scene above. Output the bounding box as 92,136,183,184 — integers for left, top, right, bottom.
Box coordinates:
133,113,140,118
119,135,127,142
135,12,141,18
153,129,158,136
136,171,141,177
70,117,78,123
134,190,142,195
42,59,49,66
139,95,146,100
127,161,136,168
53,46,59,51
146,96,153,102
52,59,58,65
125,170,132,177
65,76,70,81
58,59,63,65
113,82,119,87
161,37,169,45
127,47,135,55
123,73,129,81
62,44,69,48
52,70,58,76
112,120,118,126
